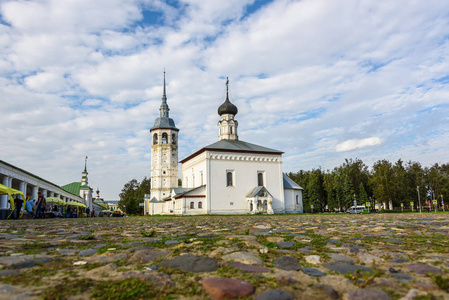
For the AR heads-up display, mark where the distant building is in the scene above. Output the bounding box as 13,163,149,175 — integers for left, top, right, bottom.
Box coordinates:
61,157,93,209
145,76,303,215
105,200,120,212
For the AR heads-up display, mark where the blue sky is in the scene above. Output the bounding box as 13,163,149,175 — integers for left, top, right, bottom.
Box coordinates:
1,0,449,200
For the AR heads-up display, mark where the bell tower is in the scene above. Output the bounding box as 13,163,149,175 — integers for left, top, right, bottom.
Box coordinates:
150,71,179,200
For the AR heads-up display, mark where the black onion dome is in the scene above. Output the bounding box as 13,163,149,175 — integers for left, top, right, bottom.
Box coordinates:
218,94,238,116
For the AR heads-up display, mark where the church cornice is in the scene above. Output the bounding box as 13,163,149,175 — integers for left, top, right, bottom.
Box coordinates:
181,148,282,164
208,152,281,163
150,127,179,132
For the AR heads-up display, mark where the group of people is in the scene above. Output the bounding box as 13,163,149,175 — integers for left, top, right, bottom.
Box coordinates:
11,191,96,219
11,191,44,219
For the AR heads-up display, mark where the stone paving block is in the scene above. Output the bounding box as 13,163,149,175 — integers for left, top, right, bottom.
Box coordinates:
201,277,255,300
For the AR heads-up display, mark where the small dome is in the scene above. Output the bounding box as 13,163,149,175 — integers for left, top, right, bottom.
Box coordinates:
218,96,238,116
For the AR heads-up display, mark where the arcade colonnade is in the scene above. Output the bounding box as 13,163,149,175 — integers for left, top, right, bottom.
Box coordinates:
0,160,83,210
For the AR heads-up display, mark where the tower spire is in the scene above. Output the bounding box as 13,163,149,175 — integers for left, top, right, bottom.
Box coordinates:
160,69,169,118
84,156,88,172
226,77,229,99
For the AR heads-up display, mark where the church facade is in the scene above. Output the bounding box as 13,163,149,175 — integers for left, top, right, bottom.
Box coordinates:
144,76,303,215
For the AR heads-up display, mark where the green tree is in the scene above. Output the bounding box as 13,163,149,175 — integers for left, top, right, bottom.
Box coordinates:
118,178,149,215
370,160,396,208
343,177,355,209
392,159,408,207
404,161,425,206
358,182,368,204
323,171,343,211
306,169,326,212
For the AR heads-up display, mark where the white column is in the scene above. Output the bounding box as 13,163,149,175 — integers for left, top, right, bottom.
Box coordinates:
267,198,274,214
31,186,38,201
251,199,257,214
42,189,47,198
0,176,9,208
20,182,27,198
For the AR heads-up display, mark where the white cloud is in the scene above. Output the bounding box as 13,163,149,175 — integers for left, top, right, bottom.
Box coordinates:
1,0,449,200
336,138,384,152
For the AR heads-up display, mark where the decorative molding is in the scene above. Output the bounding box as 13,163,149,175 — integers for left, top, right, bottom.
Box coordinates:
206,152,281,163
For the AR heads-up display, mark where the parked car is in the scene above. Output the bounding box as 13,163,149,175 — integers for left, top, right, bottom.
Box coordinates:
346,205,366,214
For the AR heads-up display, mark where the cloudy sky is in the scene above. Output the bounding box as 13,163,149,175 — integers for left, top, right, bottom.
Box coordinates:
1,0,448,200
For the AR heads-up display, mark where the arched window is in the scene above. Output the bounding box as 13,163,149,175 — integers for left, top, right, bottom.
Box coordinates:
258,172,264,186
227,172,233,187
172,133,176,145
162,133,168,144
190,202,194,209
198,202,202,209
153,133,158,145
296,195,299,205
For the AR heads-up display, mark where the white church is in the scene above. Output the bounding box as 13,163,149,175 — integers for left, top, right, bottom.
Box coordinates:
144,75,303,215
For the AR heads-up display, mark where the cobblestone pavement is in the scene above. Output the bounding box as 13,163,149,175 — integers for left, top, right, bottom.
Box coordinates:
0,213,448,299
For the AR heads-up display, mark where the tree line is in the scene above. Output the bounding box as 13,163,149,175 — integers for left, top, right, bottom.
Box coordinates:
287,158,449,212
118,177,151,215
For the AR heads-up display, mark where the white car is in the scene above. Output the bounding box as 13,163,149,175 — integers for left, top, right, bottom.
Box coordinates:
346,205,366,214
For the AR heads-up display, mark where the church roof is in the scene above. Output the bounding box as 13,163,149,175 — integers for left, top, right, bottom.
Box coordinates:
180,139,283,163
218,77,238,116
151,71,178,131
172,185,206,199
247,186,273,198
151,117,178,130
283,173,303,190
149,197,165,203
61,182,81,195
61,181,93,194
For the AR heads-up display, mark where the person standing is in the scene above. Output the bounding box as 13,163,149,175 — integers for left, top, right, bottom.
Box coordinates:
14,195,24,219
33,191,44,219
25,196,34,218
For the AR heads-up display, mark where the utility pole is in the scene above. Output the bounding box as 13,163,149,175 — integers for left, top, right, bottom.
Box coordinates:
417,186,422,214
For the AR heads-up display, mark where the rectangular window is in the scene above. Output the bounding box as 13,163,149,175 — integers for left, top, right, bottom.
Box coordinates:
226,170,234,187
257,171,265,187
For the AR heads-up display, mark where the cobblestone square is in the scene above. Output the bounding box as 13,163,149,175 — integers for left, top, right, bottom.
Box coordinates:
1,213,448,299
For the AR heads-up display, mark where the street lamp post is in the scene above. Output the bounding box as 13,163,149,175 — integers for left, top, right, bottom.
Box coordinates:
353,193,357,208
337,193,341,212
417,186,421,214
429,190,435,212
442,195,445,212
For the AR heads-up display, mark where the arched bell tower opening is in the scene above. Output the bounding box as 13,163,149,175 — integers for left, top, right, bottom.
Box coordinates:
150,71,179,201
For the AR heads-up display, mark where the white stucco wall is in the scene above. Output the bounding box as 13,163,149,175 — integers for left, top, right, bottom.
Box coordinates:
284,189,303,213
206,151,284,214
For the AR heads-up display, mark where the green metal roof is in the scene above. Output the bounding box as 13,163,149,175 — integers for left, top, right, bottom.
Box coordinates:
61,182,81,195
